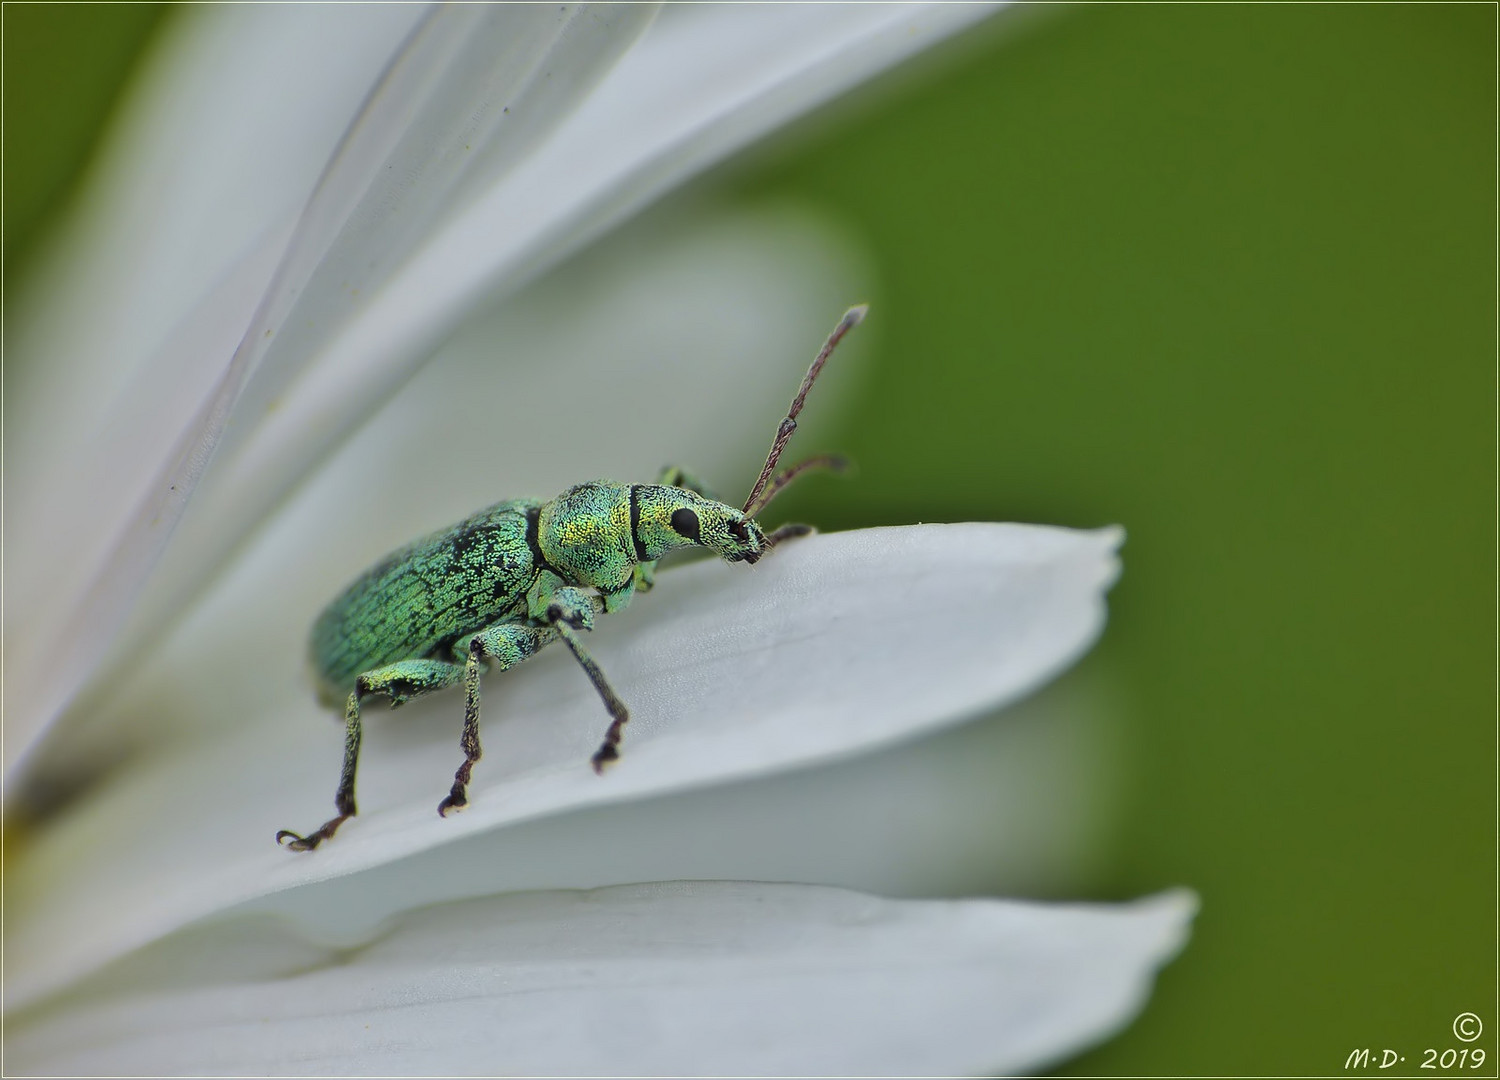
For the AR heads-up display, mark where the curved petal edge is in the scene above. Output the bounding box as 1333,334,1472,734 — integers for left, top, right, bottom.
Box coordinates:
7,881,1195,1077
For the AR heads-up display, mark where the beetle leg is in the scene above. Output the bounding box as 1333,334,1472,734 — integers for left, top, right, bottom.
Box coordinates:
550,619,632,774
528,577,627,772
766,522,817,545
277,659,464,851
438,622,554,817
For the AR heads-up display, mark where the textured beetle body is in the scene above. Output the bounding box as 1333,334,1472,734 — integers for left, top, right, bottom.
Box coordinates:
310,498,541,702
309,483,767,704
278,306,865,852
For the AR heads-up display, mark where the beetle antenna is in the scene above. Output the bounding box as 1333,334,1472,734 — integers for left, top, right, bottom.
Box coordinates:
745,454,849,518
742,304,867,515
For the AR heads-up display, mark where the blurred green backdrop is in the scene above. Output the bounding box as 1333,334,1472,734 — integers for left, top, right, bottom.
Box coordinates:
5,5,1493,1075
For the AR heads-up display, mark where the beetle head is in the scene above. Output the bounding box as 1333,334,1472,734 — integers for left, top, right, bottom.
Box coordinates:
635,305,865,572
634,486,769,565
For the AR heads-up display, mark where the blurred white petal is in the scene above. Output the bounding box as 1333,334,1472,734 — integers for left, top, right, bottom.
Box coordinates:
4,3,426,763
5,1,1001,781
7,882,1194,1077
6,523,1120,1008
6,5,423,472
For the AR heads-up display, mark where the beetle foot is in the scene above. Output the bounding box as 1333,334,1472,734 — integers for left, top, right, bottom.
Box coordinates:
276,814,349,852
591,743,619,774
437,786,468,817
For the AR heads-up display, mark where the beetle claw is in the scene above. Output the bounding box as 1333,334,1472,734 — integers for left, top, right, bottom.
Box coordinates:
276,829,318,851
437,792,467,817
276,811,349,852
591,744,619,774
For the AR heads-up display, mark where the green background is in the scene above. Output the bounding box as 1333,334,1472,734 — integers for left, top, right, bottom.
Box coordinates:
5,5,1494,1075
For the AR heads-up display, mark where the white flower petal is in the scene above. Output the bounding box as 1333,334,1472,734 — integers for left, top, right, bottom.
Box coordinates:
3,4,425,760
6,882,1194,1076
5,524,1120,1008
218,5,659,443
9,1,1003,780
6,5,423,476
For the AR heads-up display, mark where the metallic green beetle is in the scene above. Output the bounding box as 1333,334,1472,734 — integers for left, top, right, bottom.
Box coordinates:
277,306,865,850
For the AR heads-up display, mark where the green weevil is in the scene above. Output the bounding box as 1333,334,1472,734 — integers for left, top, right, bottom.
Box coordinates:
277,305,866,850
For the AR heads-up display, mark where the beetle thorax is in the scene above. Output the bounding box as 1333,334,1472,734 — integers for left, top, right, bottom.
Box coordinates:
537,482,636,591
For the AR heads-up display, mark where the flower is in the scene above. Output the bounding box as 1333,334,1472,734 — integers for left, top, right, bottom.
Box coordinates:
3,5,1194,1073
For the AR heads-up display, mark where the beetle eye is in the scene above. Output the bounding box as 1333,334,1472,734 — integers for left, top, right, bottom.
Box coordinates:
670,507,701,542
